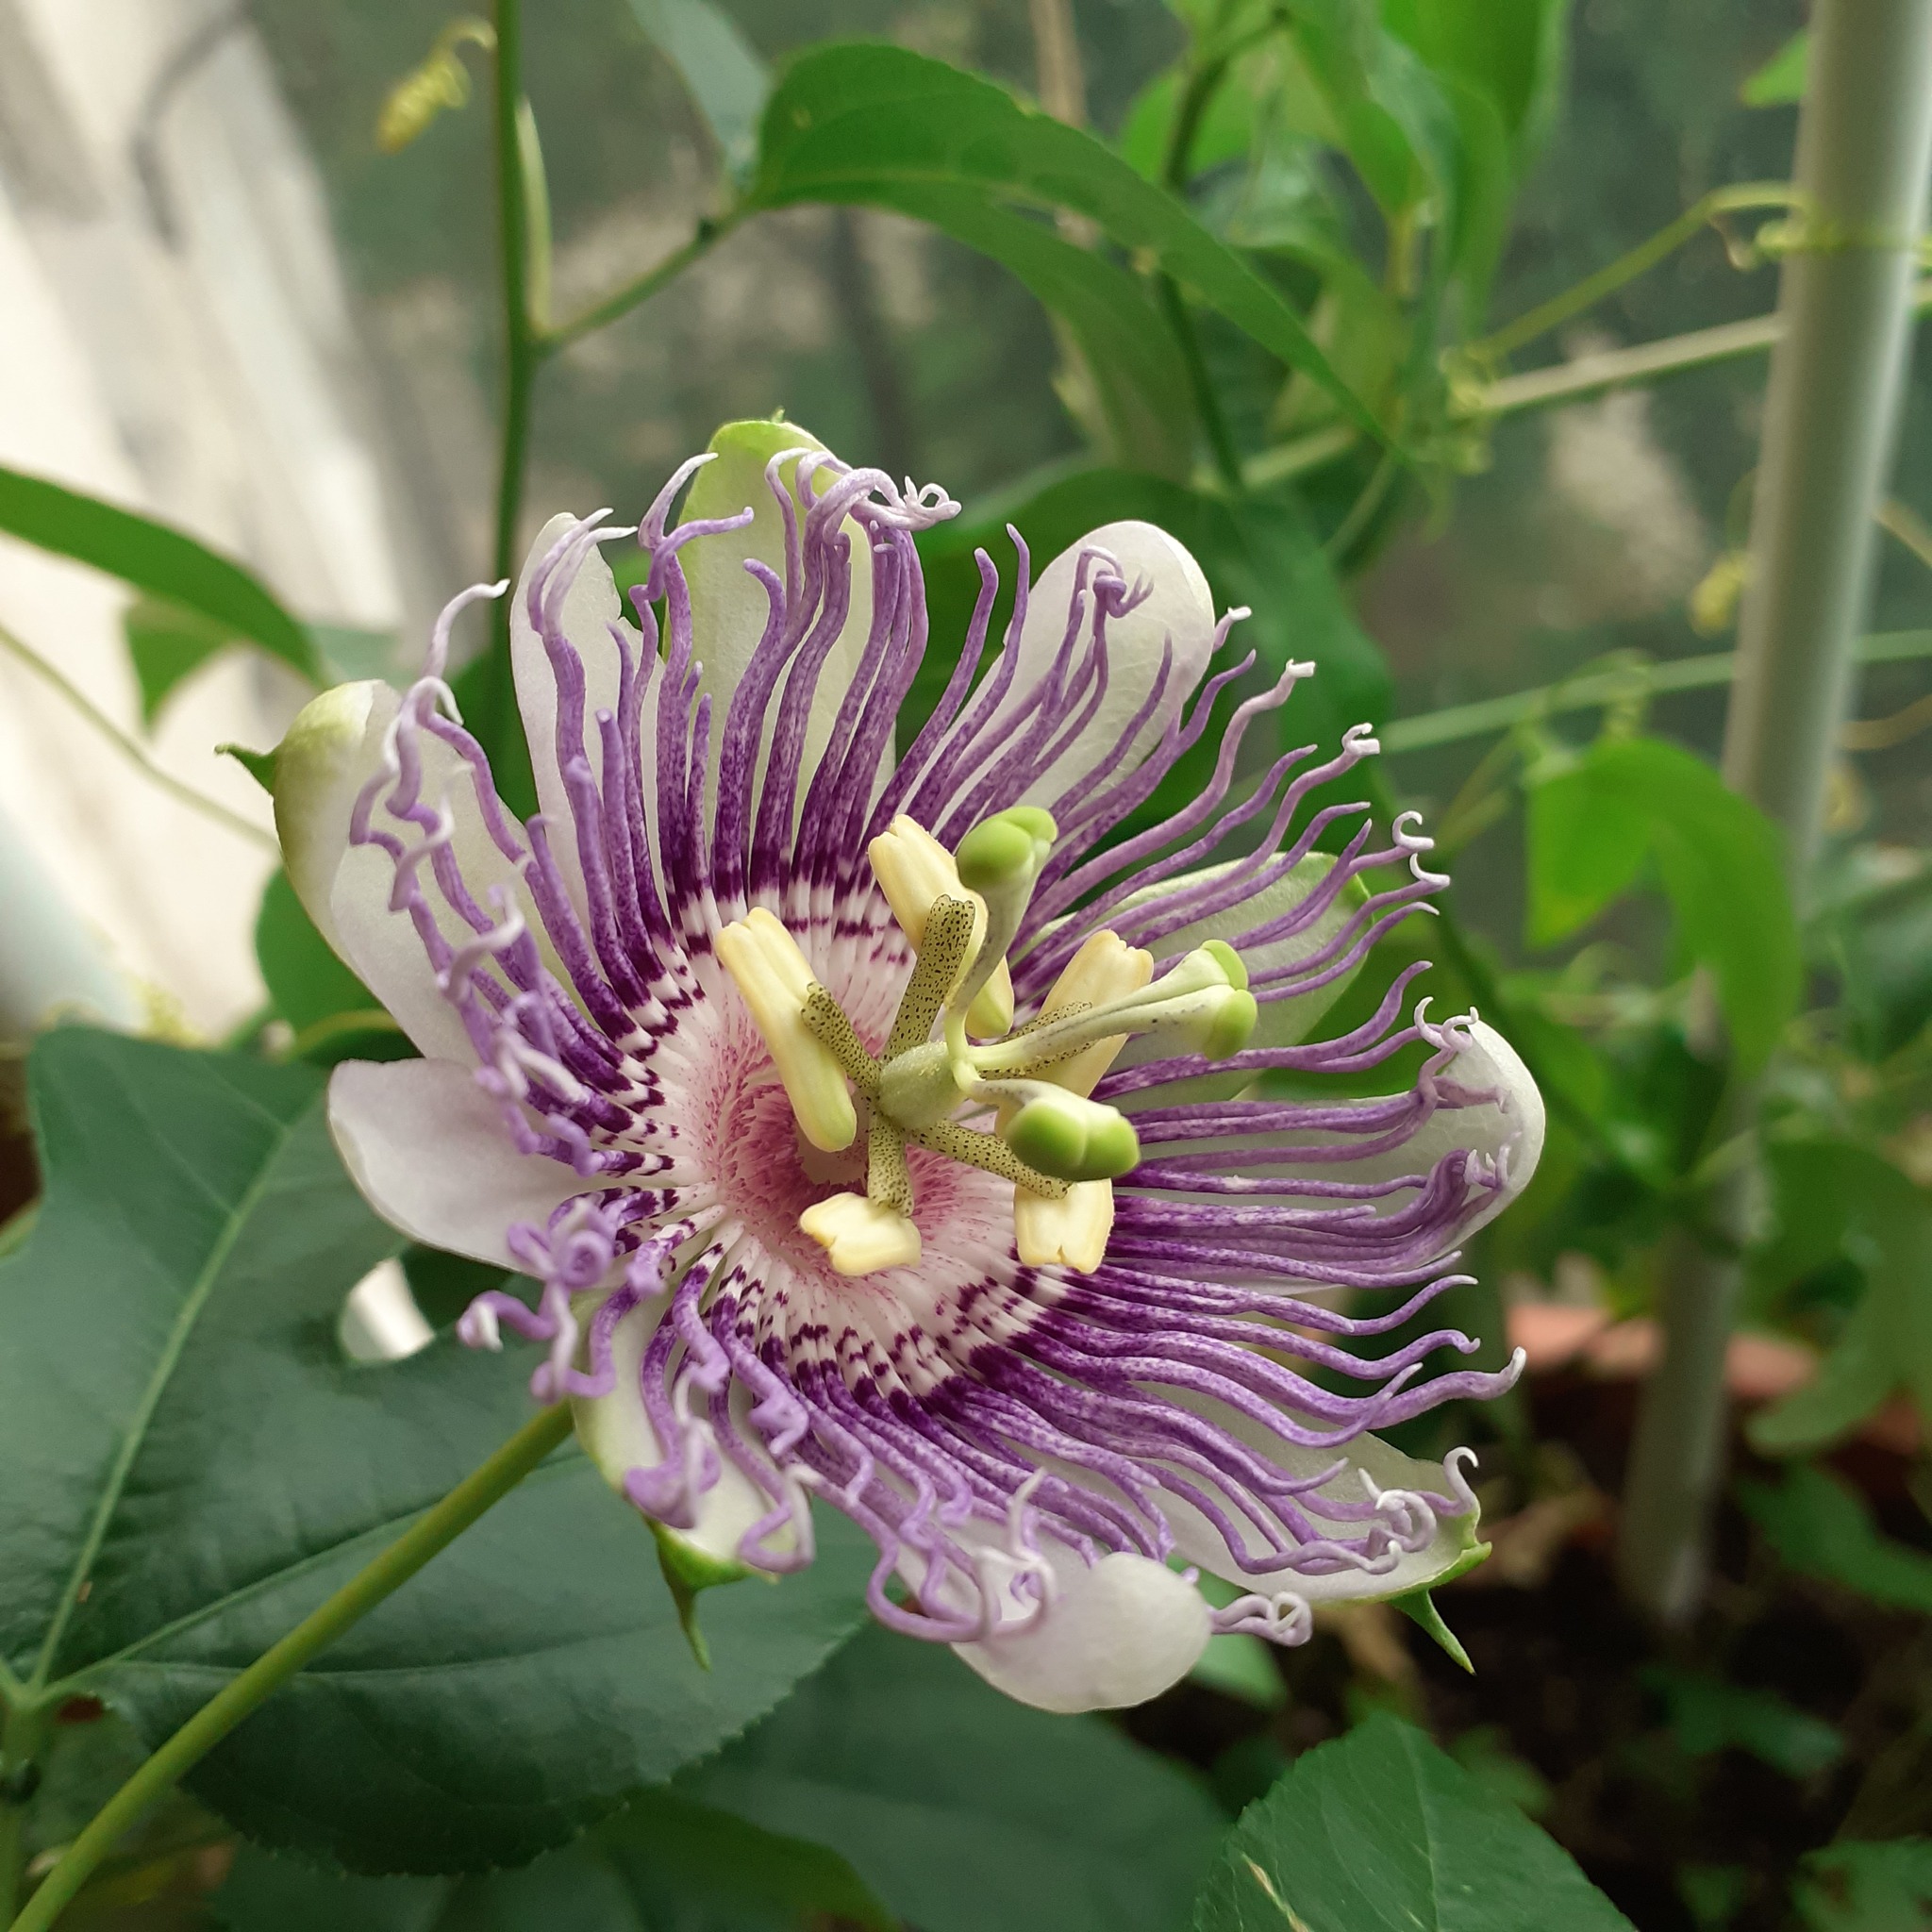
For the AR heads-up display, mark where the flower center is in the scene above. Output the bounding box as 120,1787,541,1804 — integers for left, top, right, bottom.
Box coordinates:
715,808,1257,1278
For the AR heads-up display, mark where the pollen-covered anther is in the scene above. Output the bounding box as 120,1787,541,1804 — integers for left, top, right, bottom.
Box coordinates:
715,908,857,1152
799,1191,922,1276
1030,929,1154,1099
1014,1177,1115,1271
868,814,1012,1038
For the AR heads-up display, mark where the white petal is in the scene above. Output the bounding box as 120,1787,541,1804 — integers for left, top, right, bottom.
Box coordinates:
275,680,466,1060
952,1547,1210,1714
275,678,396,962
509,512,638,917
980,522,1218,812
681,420,880,815
1164,1425,1489,1606
1124,1017,1545,1244
1107,855,1367,1108
573,1296,797,1568
1329,1018,1545,1237
275,680,551,1063
328,1058,593,1267
338,1258,436,1363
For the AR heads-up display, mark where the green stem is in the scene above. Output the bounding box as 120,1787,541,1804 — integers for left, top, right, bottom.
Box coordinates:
1377,629,1932,756
1617,0,1932,1626
544,216,741,350
0,620,276,851
0,1808,18,1930
8,1404,573,1932
484,0,540,767
1470,182,1803,365
1478,276,1932,417
1157,275,1243,492
1241,278,1932,486
0,1707,50,1926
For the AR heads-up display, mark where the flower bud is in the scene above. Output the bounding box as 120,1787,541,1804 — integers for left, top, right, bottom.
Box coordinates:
799,1192,923,1275
716,908,858,1152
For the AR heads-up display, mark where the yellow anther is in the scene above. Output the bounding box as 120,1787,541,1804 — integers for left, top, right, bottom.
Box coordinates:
1037,931,1154,1098
1014,1179,1115,1273
967,963,1015,1039
995,931,1149,1274
869,815,956,944
799,1192,923,1275
868,815,1012,1037
716,908,858,1153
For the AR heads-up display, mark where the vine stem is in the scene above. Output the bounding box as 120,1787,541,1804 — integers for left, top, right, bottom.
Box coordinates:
8,1403,573,1932
1466,182,1804,366
0,619,276,851
1616,0,1932,1624
0,1705,50,1925
483,0,540,789
1378,629,1932,756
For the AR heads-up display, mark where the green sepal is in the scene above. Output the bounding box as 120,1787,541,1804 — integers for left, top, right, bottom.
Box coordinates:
1389,1567,1485,1675
651,1523,762,1672
218,742,276,794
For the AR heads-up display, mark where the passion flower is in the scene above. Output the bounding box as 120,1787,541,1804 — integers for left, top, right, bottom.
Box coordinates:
275,422,1541,1714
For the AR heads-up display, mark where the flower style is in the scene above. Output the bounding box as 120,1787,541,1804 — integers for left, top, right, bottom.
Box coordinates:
274,421,1542,1715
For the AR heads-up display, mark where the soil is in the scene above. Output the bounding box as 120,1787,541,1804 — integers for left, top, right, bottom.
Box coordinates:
1128,1370,1932,1932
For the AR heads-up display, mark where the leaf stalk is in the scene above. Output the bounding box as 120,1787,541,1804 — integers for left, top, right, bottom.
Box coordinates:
7,1403,574,1932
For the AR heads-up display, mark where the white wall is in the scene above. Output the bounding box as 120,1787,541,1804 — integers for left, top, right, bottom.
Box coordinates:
0,0,416,1037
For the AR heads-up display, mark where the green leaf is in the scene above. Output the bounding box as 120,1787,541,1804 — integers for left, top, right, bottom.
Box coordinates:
1191,1712,1634,1931
687,1624,1227,1932
1747,1291,1897,1457
1825,855,1932,1060
1524,737,1800,1074
214,1852,447,1932
1641,1666,1842,1778
863,182,1194,478
0,1030,874,1873
1794,1840,1932,1932
1191,1632,1290,1710
1746,1141,1932,1455
628,0,770,176
254,869,377,1035
213,1789,896,1931
1739,1464,1932,1616
122,595,236,727
0,464,320,684
1741,31,1807,108
749,43,1391,448
1383,0,1569,159
1524,758,1651,946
